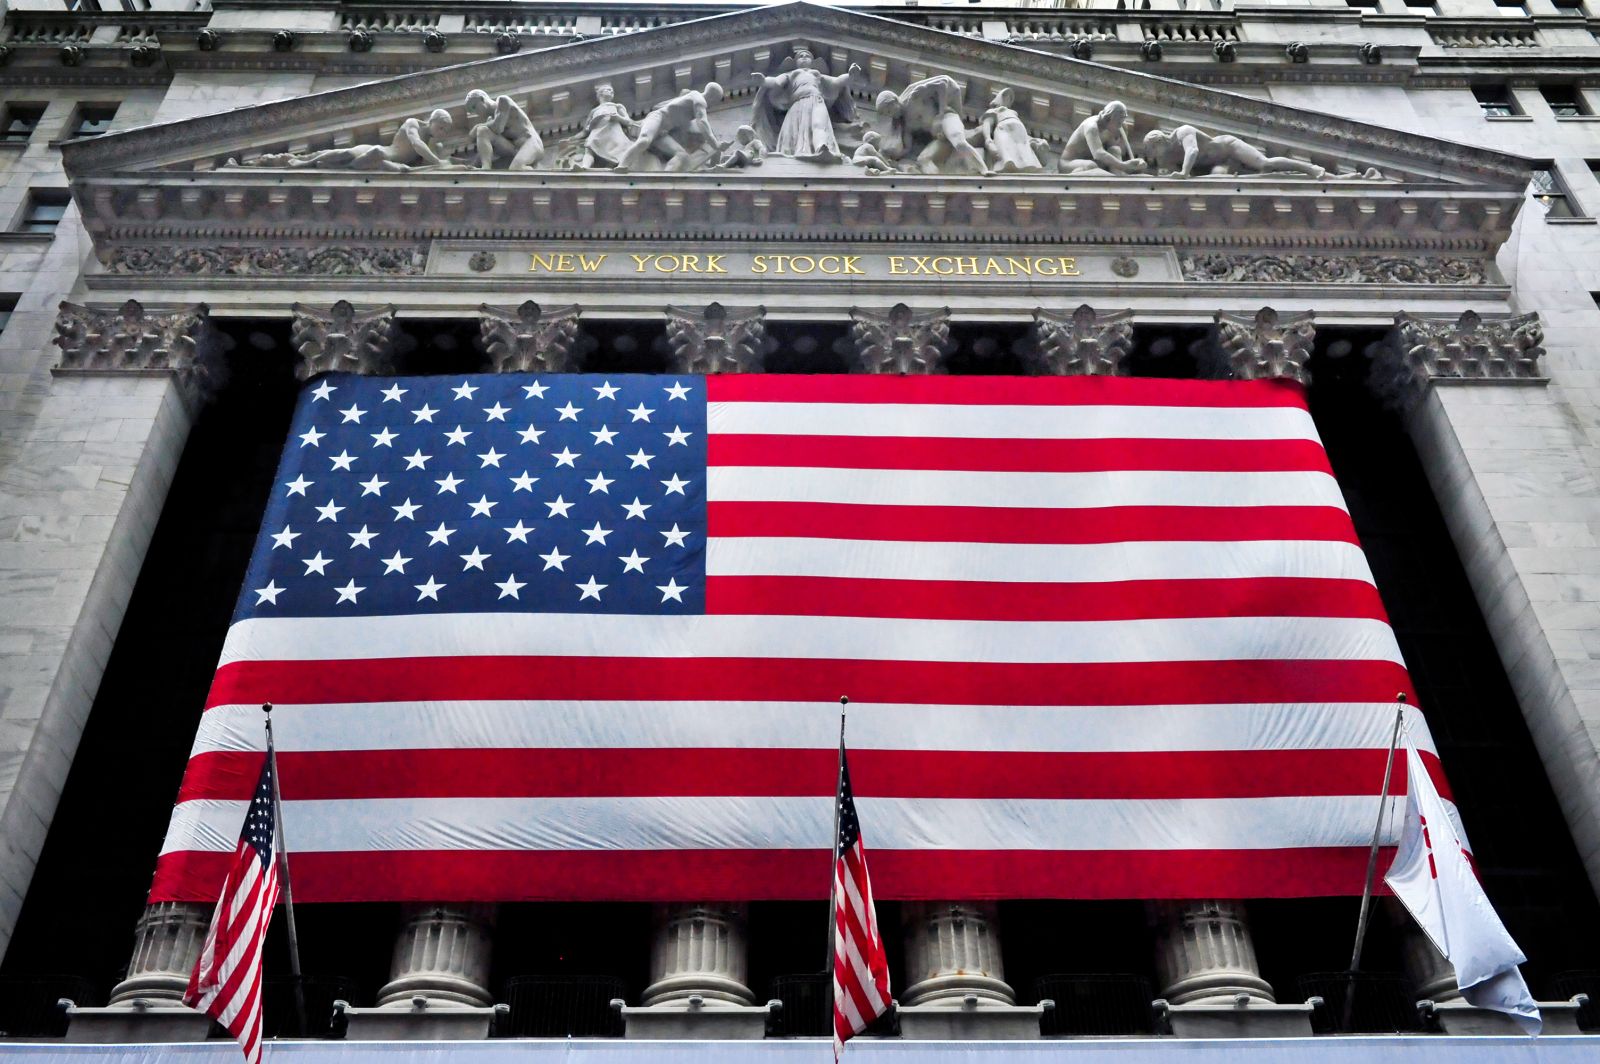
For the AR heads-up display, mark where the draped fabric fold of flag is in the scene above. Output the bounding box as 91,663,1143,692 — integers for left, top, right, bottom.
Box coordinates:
151,372,1447,903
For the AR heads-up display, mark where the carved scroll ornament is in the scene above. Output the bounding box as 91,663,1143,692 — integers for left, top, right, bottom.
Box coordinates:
1372,310,1544,411
53,299,220,399
851,304,953,375
1211,307,1315,385
479,301,583,374
290,300,398,381
665,303,769,374
1030,305,1134,376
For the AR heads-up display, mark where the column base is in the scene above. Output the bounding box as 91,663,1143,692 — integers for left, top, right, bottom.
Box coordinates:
616,997,779,1039
897,1000,1049,1040
64,1001,214,1044
1420,995,1587,1036
1155,996,1317,1038
334,999,505,1040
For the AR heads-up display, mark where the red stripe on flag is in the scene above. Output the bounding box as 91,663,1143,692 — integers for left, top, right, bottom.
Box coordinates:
706,374,1308,408
706,502,1360,545
149,845,1401,904
206,656,1417,711
705,575,1387,622
175,746,1451,803
708,435,1335,474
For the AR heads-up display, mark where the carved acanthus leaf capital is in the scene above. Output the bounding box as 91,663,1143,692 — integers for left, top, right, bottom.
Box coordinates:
1211,307,1315,385
478,301,584,374
665,303,769,374
1030,305,1135,376
53,299,220,399
851,303,953,375
290,301,398,381
1372,310,1545,411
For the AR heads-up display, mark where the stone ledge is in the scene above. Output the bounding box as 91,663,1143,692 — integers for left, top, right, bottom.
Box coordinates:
896,1001,1049,1040
1419,995,1588,1036
63,1002,213,1044
615,997,779,1040
333,999,505,1041
1155,996,1318,1038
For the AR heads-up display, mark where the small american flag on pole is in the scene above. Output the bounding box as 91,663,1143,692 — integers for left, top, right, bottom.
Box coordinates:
833,741,890,1055
184,756,280,1064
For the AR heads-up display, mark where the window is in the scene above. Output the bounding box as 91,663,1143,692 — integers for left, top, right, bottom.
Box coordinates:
1531,168,1578,218
1344,0,1380,8
1541,86,1589,118
69,104,119,139
1473,85,1518,118
16,190,70,235
0,295,16,338
1491,0,1528,11
1,104,46,144
1401,0,1437,7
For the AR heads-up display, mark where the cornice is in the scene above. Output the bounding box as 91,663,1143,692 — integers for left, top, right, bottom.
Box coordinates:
59,1,1532,188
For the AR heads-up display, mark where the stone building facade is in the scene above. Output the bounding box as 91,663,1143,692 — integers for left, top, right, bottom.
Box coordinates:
1,0,1599,1054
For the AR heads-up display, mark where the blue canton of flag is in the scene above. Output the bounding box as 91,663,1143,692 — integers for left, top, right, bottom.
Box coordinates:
237,374,707,620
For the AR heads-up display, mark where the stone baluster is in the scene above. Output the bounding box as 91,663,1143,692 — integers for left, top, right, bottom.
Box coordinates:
900,902,1014,1007
849,303,953,375
664,302,768,373
289,299,398,379
106,901,214,1005
477,301,584,373
1029,304,1134,376
1209,307,1315,384
641,903,755,1007
376,903,497,1008
1151,900,1275,1005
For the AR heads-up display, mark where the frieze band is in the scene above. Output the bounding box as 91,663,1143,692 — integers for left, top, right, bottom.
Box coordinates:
1179,254,1489,286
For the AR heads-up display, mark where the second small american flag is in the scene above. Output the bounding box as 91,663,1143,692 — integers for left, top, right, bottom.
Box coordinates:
153,372,1439,903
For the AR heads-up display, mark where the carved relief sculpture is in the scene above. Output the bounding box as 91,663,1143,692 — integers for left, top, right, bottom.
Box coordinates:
1030,305,1135,376
713,126,767,170
54,299,216,381
749,44,860,163
851,131,896,175
1373,310,1545,411
479,301,583,373
290,300,398,380
976,88,1046,174
562,83,640,170
1211,307,1315,385
242,111,456,171
615,83,727,173
464,89,545,171
1141,125,1327,180
851,304,954,375
876,76,990,176
1060,102,1147,175
665,303,769,374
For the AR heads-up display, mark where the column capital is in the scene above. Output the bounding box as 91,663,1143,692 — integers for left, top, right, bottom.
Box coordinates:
290,300,398,380
1030,305,1135,376
664,303,768,374
478,301,584,373
851,304,953,375
1373,310,1545,412
1210,307,1315,385
52,299,221,402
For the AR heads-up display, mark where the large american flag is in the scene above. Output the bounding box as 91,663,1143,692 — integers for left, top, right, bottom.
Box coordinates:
184,755,280,1064
151,372,1445,903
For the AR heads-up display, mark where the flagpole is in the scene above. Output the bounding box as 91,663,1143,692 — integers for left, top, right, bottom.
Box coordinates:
827,696,847,979
1343,692,1407,1030
264,703,308,1038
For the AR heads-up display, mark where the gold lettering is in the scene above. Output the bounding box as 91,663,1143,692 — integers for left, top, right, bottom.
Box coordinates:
928,256,955,275
954,256,979,275
817,255,840,274
578,253,607,271
888,256,908,275
910,255,935,275
530,252,559,273
1004,256,1032,277
790,255,816,275
630,254,651,272
1036,258,1059,276
751,255,769,274
982,257,1006,275
704,254,728,274
656,254,681,273
1059,257,1080,277
680,254,701,272
842,255,865,275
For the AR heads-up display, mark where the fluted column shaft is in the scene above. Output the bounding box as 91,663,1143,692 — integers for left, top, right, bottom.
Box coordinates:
900,902,1015,1007
1389,900,1461,1002
376,904,496,1007
641,902,754,1007
109,901,213,1004
1151,900,1275,1005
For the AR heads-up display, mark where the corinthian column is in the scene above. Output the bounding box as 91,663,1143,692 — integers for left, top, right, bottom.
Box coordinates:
107,901,213,1004
1209,307,1315,384
900,902,1014,1006
1151,900,1274,1005
642,903,755,1006
337,904,501,1039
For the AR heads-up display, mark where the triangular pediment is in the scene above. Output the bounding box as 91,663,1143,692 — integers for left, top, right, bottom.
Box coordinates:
62,1,1531,253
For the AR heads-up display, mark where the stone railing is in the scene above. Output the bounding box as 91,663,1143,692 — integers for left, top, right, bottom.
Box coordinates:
1143,19,1241,43
463,12,582,37
1005,19,1120,42
340,12,443,33
1428,21,1540,48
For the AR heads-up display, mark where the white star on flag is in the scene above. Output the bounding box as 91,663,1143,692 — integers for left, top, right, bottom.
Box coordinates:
627,450,654,469
330,451,356,471
540,547,570,571
426,524,456,545
371,428,398,447
518,425,545,444
594,381,620,400
412,405,438,423
382,552,411,574
583,523,612,545
622,498,651,520
510,472,538,492
483,403,510,422
460,547,491,571
657,578,686,603
661,524,690,547
380,384,406,402
505,522,534,544
576,576,607,601
664,427,692,447
545,496,574,518
404,451,431,470
662,475,689,496
664,381,691,400
469,496,497,517
435,474,463,494
414,577,444,601
392,499,421,521
452,381,478,400
334,580,364,604
298,427,324,447
628,403,654,422
348,526,378,548
285,476,313,497
339,405,366,424
270,526,299,549
444,426,472,446
619,550,649,573
310,381,335,401
302,552,331,576
522,381,547,399
254,581,284,605
315,499,345,522
556,402,582,421
586,472,614,494
360,476,387,496
496,574,527,600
